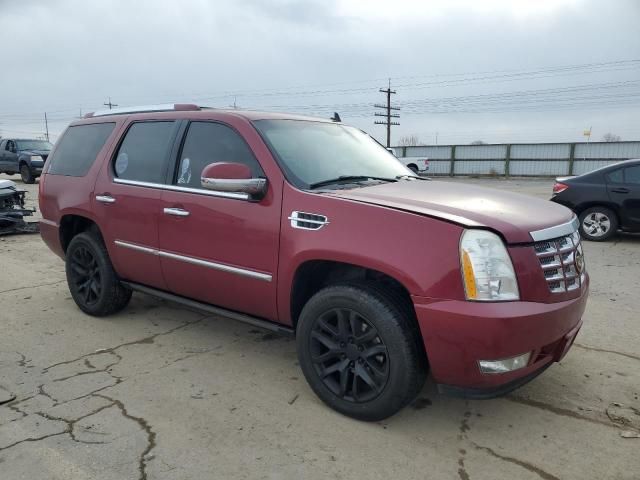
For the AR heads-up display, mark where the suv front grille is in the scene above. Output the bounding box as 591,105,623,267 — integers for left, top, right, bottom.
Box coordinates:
534,231,585,293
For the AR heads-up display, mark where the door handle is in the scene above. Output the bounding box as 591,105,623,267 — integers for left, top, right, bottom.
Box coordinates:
163,207,190,217
611,188,630,194
95,195,116,204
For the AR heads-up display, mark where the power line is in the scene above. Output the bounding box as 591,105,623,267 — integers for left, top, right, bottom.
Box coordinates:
374,79,400,147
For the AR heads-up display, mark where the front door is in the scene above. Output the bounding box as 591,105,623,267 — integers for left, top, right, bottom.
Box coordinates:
2,140,18,173
158,121,281,321
94,120,181,291
607,164,640,229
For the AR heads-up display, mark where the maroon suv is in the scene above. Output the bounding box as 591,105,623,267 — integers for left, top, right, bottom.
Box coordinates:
39,104,588,420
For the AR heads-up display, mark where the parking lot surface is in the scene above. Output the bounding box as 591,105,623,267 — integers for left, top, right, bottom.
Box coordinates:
1,175,638,480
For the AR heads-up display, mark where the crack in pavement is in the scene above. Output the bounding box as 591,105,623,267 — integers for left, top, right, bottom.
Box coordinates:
41,316,207,373
95,394,156,480
0,280,66,295
506,395,619,430
456,403,472,480
1,315,212,475
573,343,640,362
471,442,561,480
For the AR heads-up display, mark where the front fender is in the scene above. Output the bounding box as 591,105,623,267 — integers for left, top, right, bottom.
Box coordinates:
277,183,466,324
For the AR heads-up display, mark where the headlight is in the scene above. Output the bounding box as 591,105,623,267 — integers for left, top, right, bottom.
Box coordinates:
460,229,519,301
30,155,44,163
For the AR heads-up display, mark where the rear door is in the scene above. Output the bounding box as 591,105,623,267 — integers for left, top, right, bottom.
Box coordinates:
157,121,281,321
94,120,182,290
607,165,640,229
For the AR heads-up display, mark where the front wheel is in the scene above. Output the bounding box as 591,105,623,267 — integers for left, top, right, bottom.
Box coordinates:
66,231,132,316
296,283,426,421
579,206,618,241
20,164,35,184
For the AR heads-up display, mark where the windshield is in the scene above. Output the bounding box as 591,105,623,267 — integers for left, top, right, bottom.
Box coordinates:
253,120,412,188
16,140,53,151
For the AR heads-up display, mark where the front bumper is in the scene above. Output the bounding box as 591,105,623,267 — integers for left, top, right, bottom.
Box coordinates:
413,280,588,395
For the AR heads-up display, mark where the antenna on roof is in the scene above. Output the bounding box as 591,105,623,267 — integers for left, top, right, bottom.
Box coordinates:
330,112,341,122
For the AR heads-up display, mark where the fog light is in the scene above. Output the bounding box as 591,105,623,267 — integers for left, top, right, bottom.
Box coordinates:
478,352,531,374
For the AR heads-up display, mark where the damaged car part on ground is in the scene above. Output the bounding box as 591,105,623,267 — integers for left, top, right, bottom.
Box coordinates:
0,179,39,235
38,104,588,421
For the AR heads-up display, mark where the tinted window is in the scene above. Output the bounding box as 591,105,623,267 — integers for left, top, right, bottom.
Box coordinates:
48,123,115,177
624,165,640,185
175,122,263,189
114,122,176,184
607,168,624,183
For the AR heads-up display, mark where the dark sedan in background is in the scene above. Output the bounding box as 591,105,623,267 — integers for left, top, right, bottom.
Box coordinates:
551,159,640,241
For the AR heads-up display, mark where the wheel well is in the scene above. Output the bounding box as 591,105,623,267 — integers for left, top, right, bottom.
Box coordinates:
575,202,620,221
291,260,412,325
59,215,101,252
407,163,418,170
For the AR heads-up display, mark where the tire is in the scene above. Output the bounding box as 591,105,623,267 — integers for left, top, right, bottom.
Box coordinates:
65,231,132,316
579,206,618,242
296,283,426,421
20,164,35,184
407,164,419,174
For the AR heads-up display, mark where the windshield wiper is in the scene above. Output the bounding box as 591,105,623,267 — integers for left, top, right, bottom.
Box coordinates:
395,174,429,181
309,175,397,189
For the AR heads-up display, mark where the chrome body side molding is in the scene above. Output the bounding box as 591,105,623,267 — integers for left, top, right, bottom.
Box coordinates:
114,240,272,282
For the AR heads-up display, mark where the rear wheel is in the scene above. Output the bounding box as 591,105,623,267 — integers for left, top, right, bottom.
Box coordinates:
407,164,419,174
20,164,35,184
66,232,132,316
296,283,426,421
579,206,618,241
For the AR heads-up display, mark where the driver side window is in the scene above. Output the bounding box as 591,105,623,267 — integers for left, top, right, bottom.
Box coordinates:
175,122,263,189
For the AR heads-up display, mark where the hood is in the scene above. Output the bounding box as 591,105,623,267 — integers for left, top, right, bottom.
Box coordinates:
19,149,49,159
328,180,575,244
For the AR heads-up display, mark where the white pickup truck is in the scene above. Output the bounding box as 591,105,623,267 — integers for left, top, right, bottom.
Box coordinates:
387,148,429,174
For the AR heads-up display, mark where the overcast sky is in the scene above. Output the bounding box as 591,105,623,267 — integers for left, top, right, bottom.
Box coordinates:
1,0,639,145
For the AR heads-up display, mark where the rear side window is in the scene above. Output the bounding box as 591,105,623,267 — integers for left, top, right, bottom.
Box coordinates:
607,168,624,183
624,165,640,185
48,123,115,177
174,122,263,189
114,121,176,184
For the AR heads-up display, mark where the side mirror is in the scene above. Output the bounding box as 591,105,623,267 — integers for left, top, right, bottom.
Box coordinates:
200,162,267,200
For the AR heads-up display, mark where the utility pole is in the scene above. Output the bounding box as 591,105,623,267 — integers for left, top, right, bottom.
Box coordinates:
374,79,400,148
44,112,50,142
104,97,118,110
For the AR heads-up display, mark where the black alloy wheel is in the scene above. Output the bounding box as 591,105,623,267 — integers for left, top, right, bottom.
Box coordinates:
69,244,102,306
297,283,426,421
310,307,390,403
65,231,132,316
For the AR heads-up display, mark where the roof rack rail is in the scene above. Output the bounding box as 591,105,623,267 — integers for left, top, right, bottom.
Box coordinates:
84,103,201,118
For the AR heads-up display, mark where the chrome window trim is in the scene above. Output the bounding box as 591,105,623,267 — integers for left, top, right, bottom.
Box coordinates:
114,240,271,282
529,216,579,242
113,178,250,200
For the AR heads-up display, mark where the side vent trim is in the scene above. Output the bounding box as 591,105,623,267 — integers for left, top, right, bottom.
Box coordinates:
288,211,329,230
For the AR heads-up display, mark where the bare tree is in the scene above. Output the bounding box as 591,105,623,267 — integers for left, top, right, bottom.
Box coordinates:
602,132,622,142
470,140,486,145
398,134,420,147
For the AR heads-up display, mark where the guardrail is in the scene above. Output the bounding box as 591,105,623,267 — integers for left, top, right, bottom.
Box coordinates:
392,141,640,177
